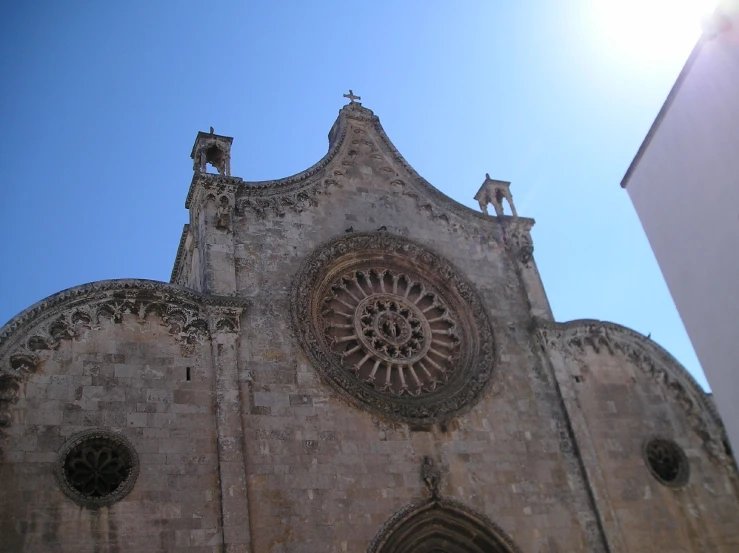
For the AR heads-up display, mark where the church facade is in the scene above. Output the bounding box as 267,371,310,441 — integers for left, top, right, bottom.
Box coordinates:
0,98,737,552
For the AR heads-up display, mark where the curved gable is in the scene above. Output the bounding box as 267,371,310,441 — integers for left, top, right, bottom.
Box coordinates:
185,101,531,231
0,279,247,429
538,319,729,464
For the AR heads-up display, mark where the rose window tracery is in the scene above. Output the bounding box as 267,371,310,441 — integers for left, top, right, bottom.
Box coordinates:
644,437,689,487
322,269,460,397
55,429,139,508
292,232,496,424
65,439,132,498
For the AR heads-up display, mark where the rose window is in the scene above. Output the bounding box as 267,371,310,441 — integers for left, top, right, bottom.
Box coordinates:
644,438,689,487
292,232,496,424
323,269,460,396
56,429,139,508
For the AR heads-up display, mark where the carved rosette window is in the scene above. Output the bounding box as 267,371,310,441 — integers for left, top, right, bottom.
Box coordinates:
55,429,139,508
291,233,495,424
644,437,689,487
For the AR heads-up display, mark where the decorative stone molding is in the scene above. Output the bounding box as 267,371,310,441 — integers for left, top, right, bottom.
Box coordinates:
291,232,496,424
54,428,139,509
175,101,528,279
236,178,340,219
503,219,535,266
0,279,248,430
207,306,242,334
367,497,523,553
536,319,733,468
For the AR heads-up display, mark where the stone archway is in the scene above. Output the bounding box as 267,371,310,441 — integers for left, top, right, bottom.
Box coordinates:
368,499,521,553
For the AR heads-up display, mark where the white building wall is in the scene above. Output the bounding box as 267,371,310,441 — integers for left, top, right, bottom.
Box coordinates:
624,7,739,454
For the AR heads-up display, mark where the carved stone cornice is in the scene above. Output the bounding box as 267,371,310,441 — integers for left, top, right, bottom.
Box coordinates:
536,319,732,467
0,279,248,373
171,223,191,284
0,279,248,431
290,232,496,425
206,305,243,334
185,173,244,210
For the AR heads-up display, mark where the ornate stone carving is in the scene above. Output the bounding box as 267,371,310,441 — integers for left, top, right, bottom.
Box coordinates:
0,280,248,430
54,429,139,509
236,180,337,219
420,456,442,498
367,497,523,553
176,100,517,263
505,222,534,265
209,307,241,333
321,268,461,397
216,199,233,231
291,232,496,424
4,297,207,376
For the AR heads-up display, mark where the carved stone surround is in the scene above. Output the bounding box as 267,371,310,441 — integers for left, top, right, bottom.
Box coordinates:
537,319,734,469
291,232,496,424
367,497,523,553
0,279,247,430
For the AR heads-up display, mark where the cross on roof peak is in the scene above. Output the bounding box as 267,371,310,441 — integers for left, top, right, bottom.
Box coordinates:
343,89,361,103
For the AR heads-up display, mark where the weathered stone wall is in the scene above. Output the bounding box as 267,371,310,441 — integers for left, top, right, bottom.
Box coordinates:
539,321,739,552
2,102,737,553
222,106,603,552
0,286,224,553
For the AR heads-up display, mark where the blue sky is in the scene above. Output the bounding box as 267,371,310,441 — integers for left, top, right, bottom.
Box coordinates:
0,1,711,388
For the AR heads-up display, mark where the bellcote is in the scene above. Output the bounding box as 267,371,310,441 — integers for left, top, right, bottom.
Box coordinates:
474,174,518,218
191,128,233,176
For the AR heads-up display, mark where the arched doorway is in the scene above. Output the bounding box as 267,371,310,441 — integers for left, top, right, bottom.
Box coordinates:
368,499,521,553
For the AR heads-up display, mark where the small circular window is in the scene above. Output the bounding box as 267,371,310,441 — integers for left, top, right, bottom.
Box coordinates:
55,429,139,508
644,437,689,487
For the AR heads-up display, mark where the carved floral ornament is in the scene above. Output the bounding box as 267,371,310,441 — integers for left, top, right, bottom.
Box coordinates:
291,232,496,424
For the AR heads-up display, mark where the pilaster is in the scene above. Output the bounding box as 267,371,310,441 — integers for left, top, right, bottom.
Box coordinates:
503,218,553,320
208,306,252,553
190,182,238,295
536,325,627,553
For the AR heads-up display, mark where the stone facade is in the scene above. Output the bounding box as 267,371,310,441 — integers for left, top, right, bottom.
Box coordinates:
1,99,737,552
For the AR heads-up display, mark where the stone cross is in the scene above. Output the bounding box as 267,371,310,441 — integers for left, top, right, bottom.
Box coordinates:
343,89,361,103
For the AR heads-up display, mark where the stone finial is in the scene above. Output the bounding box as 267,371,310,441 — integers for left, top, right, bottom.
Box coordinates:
343,89,361,104
191,130,233,176
474,173,518,218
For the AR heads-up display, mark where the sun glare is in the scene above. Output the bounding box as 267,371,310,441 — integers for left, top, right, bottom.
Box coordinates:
592,0,720,64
